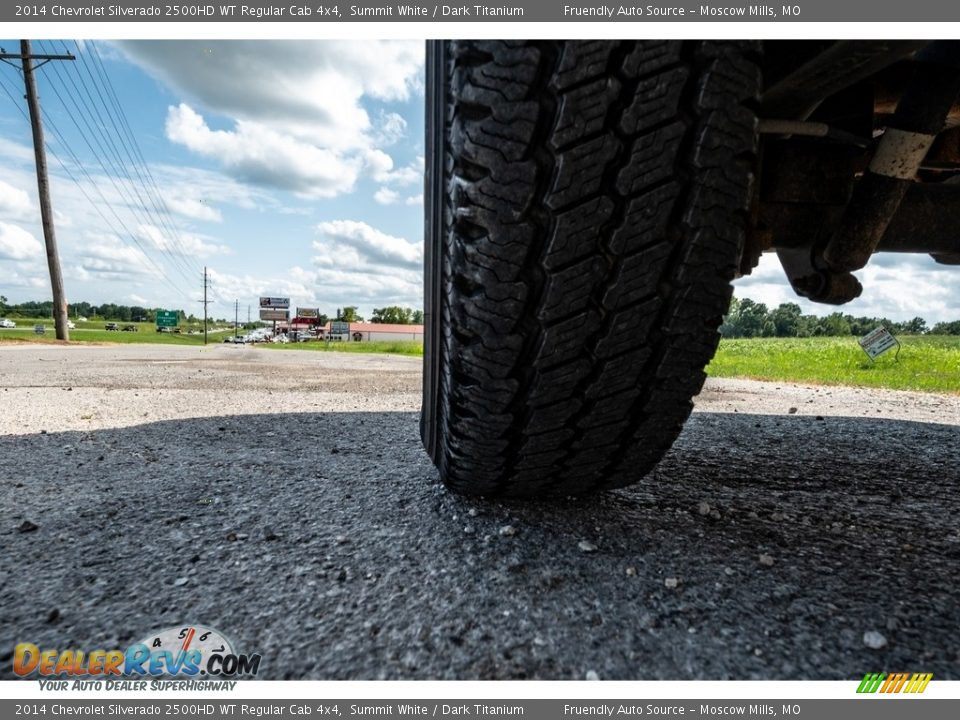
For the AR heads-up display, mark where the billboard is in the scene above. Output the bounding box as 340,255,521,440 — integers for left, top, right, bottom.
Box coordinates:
330,321,350,335
296,308,319,319
259,297,290,309
259,308,289,322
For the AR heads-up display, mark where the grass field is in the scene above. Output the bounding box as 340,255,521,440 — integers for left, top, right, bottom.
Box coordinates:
0,319,221,346
0,321,423,356
708,335,960,393
259,340,423,356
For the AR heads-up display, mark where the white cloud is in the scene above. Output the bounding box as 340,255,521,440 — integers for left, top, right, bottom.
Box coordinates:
0,222,43,261
306,220,423,314
0,264,47,290
376,111,408,147
0,180,32,219
735,253,960,324
374,188,400,205
76,236,154,279
115,41,422,146
370,154,423,187
115,40,424,199
129,294,149,305
165,104,366,198
155,164,269,212
137,224,230,258
205,267,320,314
164,195,222,223
0,138,34,164
405,194,423,206
314,220,421,270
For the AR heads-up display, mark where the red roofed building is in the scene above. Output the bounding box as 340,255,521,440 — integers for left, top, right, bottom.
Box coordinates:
325,322,424,342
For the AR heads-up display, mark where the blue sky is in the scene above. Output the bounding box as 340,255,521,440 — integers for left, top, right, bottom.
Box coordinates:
0,39,957,324
0,40,424,320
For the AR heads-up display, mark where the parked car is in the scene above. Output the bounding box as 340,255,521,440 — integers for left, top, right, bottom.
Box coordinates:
0,319,16,328
66,320,75,330
121,325,138,332
104,323,119,331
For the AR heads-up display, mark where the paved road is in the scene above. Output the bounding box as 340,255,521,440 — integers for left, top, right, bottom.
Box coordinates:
1,345,958,680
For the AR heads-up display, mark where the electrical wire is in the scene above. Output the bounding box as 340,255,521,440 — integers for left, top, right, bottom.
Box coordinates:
0,69,194,302
36,40,200,285
85,41,205,276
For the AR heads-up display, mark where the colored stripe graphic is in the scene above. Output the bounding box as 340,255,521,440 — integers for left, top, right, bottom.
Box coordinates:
857,673,886,693
857,672,932,693
906,673,933,693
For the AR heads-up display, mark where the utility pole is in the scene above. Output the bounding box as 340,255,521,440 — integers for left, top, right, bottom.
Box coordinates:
199,266,211,345
247,304,251,325
0,41,75,340
234,299,239,339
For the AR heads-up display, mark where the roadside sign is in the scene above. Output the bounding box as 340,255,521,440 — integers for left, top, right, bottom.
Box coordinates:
34,324,45,335
156,310,178,328
296,308,319,319
260,297,290,309
260,308,289,322
331,321,350,335
859,326,900,360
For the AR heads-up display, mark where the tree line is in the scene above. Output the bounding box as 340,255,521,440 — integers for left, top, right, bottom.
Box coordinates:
0,298,196,323
721,297,960,338
1,297,426,326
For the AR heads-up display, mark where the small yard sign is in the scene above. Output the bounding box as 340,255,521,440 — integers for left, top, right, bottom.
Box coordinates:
859,326,900,361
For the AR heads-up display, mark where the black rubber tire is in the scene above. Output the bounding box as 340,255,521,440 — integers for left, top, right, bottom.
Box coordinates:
422,40,761,497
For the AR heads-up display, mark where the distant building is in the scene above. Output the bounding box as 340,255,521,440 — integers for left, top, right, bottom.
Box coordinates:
325,321,424,342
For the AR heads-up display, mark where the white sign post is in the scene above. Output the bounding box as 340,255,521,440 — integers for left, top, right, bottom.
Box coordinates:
858,326,901,361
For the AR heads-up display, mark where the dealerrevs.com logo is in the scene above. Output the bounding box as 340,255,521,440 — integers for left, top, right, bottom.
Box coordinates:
13,625,260,679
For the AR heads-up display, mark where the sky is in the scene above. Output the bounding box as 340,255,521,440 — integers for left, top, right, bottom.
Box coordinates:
0,39,424,321
0,39,957,324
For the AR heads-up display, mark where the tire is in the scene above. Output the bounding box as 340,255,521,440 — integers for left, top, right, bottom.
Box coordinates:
422,40,761,497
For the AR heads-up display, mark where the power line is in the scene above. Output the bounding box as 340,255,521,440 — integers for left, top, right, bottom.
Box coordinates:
37,108,194,301
35,40,199,286
84,41,205,277
65,40,204,278
1,50,194,302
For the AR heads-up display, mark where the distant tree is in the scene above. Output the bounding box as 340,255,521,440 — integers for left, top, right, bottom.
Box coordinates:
371,306,414,324
816,312,852,336
931,320,960,335
769,302,803,337
336,306,363,322
411,309,424,324
900,316,928,335
721,297,771,338
0,295,7,314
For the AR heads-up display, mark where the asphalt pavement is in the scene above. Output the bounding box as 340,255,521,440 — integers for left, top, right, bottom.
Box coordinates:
2,401,958,679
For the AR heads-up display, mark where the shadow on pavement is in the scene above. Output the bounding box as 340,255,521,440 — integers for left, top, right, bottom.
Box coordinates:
1,411,957,680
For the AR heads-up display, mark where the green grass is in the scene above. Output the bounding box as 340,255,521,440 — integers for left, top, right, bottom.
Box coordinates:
259,340,423,356
708,335,960,393
0,323,422,356
0,320,222,346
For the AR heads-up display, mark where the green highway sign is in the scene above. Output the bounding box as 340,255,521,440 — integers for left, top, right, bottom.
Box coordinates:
156,311,178,328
